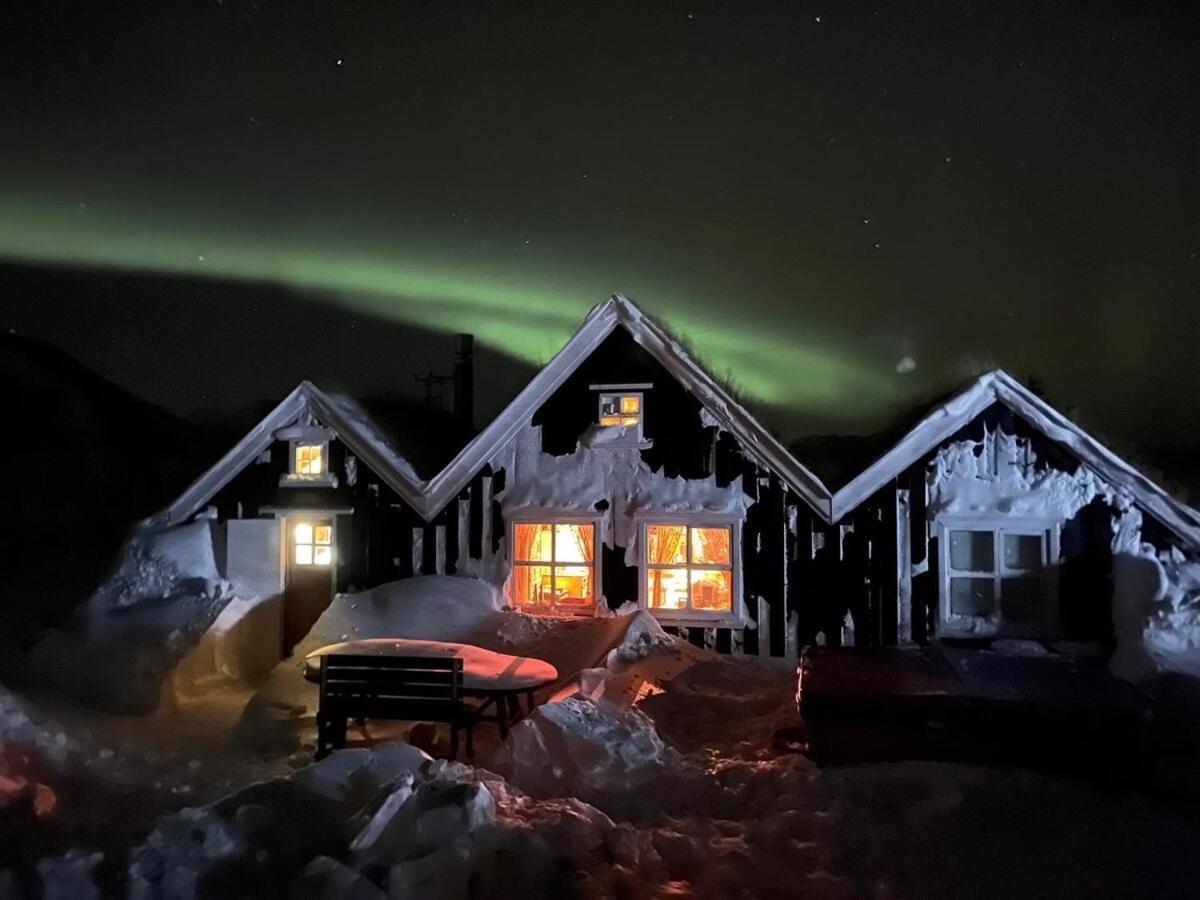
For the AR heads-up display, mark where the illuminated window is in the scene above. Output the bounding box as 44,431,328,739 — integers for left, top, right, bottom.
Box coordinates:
511,522,596,611
294,443,326,476
645,523,733,616
940,522,1056,631
598,392,642,433
294,522,333,566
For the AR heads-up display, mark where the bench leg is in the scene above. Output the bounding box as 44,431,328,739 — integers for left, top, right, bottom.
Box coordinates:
449,724,459,761
525,690,535,714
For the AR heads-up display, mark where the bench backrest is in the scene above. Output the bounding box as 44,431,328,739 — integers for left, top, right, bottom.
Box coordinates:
319,654,464,707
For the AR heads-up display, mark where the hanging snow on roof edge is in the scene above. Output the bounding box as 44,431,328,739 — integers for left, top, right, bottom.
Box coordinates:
830,370,1200,547
418,294,832,520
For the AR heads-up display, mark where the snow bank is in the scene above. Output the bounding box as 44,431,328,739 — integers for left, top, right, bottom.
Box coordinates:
295,576,504,658
2,522,237,713
492,696,684,803
1112,550,1200,682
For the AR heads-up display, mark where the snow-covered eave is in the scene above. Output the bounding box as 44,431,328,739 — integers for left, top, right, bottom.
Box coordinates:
419,294,833,521
829,370,1200,548
148,381,428,529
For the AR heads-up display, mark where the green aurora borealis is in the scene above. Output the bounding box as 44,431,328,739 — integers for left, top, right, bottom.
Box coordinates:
2,1,1198,445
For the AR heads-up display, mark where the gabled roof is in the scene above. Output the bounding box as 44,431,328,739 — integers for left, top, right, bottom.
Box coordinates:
830,370,1200,547
151,295,832,527
418,294,832,518
149,381,427,528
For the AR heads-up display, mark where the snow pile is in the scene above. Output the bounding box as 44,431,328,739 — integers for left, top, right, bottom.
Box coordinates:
98,521,221,612
605,609,674,667
296,576,504,658
1112,549,1200,682
123,742,647,900
2,522,238,713
491,695,702,816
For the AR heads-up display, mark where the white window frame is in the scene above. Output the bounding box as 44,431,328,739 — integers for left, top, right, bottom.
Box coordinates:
506,513,603,615
597,391,644,438
636,514,744,627
936,516,1061,636
281,440,337,487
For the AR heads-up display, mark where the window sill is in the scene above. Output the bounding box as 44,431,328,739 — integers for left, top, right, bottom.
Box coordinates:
647,609,743,629
279,473,339,489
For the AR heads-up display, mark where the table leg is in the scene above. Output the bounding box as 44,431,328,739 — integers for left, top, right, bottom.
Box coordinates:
496,694,509,740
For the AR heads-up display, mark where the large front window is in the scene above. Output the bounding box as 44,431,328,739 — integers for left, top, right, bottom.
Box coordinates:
645,523,734,615
941,522,1055,631
511,522,596,611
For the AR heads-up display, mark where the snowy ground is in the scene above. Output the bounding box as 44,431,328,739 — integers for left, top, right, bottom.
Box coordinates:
4,577,1200,897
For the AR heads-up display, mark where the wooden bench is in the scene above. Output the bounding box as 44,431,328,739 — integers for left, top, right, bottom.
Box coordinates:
316,654,477,760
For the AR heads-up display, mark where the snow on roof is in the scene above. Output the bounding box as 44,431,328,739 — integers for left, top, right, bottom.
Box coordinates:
830,370,1200,547
418,294,832,519
149,381,427,528
152,295,831,527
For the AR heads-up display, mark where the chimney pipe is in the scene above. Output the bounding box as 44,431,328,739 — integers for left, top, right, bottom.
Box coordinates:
453,333,474,428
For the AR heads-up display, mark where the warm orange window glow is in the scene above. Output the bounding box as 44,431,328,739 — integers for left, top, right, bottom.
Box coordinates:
295,443,325,476
599,393,642,429
294,521,332,566
646,523,733,614
512,522,595,611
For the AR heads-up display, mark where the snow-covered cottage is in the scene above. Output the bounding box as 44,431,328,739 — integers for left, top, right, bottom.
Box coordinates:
819,372,1200,661
147,296,1200,676
149,296,829,667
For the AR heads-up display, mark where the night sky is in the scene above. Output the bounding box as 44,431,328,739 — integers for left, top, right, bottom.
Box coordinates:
2,1,1197,445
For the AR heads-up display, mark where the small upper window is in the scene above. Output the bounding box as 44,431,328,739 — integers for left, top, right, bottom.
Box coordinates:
294,443,325,476
598,392,642,433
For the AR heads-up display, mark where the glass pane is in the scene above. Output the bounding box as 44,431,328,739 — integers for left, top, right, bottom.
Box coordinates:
294,544,313,566
949,577,995,617
647,568,689,610
690,570,732,613
1001,577,1043,622
620,395,640,415
513,564,553,609
313,545,333,566
293,522,313,546
600,396,620,416
554,565,593,606
620,416,639,427
297,444,323,475
514,523,553,562
691,526,732,566
647,525,687,564
314,525,332,545
554,523,593,563
599,416,623,427
949,531,995,572
1003,533,1042,570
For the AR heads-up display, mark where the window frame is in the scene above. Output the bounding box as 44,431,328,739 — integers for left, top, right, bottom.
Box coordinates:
596,390,644,440
507,514,603,615
936,516,1060,635
637,515,744,626
290,517,336,569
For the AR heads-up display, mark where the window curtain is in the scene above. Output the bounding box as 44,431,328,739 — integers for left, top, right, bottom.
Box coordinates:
649,525,687,564
512,524,541,606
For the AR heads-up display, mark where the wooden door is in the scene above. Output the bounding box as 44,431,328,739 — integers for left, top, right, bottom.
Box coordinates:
284,518,334,654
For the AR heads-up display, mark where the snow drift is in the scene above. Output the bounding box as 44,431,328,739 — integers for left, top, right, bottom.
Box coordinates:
1,522,236,713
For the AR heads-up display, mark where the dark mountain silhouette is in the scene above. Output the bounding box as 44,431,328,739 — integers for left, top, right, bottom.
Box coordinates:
0,334,218,644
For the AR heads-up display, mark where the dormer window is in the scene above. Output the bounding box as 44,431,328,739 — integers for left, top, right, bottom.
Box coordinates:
599,393,641,429
588,382,651,446
294,443,325,476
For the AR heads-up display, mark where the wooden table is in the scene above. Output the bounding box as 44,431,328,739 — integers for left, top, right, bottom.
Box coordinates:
304,638,558,737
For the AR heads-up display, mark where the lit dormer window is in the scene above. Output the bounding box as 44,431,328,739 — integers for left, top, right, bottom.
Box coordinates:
588,383,652,447
293,443,325,476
